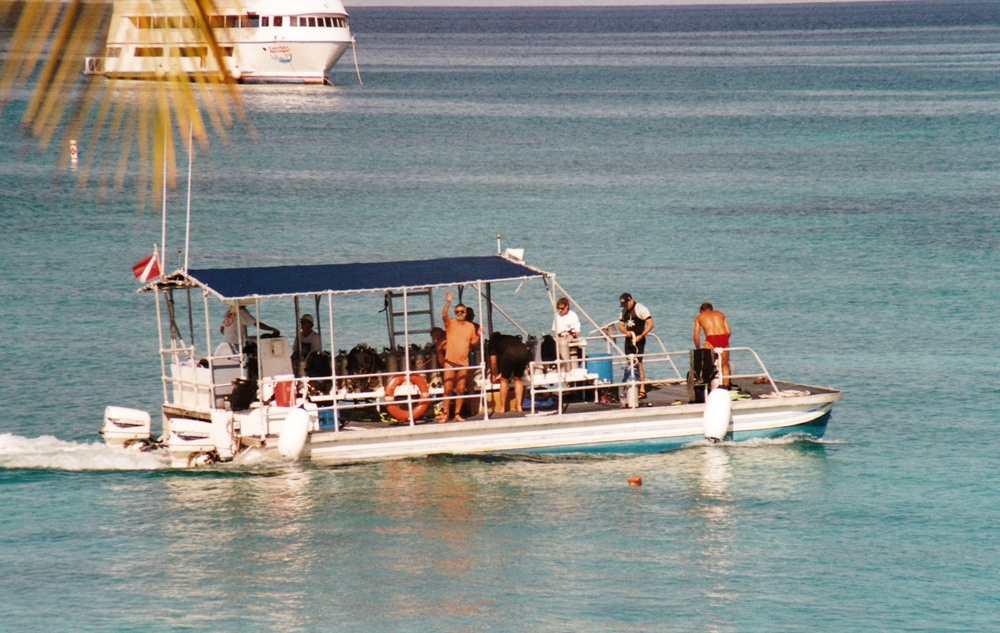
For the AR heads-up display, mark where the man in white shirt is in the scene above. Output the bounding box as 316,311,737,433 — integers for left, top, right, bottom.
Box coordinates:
220,305,278,350
552,296,582,363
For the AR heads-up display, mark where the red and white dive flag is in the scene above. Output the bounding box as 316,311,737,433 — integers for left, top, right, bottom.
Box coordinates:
132,253,161,282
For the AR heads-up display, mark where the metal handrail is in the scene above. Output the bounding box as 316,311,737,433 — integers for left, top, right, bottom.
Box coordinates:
523,346,781,411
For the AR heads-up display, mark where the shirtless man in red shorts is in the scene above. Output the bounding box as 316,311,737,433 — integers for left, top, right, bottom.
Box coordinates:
693,302,732,388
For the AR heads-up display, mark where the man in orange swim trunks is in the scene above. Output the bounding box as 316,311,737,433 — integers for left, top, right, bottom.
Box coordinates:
693,302,732,388
438,291,480,422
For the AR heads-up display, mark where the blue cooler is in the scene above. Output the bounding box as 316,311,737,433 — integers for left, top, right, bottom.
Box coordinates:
585,353,613,383
318,409,336,430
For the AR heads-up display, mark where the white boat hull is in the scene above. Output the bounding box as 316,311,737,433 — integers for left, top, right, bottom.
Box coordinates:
299,393,836,465
86,0,354,84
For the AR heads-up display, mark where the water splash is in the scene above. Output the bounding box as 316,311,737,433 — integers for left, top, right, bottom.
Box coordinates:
0,433,168,471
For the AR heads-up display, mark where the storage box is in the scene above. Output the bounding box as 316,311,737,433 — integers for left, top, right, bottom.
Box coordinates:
585,353,612,383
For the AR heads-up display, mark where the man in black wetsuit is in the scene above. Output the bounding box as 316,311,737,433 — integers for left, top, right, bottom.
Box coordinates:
617,292,654,398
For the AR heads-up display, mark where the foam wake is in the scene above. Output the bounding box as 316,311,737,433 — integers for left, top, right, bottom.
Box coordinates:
0,433,168,471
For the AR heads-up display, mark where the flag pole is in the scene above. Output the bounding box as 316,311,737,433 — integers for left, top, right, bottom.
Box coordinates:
183,121,195,349
161,126,168,274
184,120,193,274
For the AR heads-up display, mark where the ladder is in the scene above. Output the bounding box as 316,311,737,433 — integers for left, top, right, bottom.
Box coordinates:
385,289,436,349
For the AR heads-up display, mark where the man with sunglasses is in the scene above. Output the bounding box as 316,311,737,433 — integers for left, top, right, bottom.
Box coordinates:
552,296,582,365
438,291,480,422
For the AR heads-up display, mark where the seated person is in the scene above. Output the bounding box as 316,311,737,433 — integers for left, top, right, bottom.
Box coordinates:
291,314,322,377
552,296,582,363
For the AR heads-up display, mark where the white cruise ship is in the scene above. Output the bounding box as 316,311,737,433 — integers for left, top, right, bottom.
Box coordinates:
85,0,355,84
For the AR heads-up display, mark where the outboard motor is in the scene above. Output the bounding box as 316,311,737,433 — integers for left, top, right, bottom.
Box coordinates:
101,406,152,449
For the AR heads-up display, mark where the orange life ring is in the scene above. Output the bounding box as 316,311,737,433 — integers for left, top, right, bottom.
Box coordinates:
384,373,431,421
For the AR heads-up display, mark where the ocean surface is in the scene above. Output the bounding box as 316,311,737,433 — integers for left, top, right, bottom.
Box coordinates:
1,2,998,631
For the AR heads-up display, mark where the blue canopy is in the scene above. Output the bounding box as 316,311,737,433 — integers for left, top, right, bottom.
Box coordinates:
170,255,547,301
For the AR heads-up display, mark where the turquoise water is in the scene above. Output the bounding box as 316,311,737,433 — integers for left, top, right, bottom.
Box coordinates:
1,3,998,631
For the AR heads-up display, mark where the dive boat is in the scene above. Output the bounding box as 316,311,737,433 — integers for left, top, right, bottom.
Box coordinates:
84,0,355,84
102,246,841,468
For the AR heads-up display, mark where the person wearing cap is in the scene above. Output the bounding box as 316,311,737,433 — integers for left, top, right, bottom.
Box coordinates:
617,292,654,398
291,313,322,377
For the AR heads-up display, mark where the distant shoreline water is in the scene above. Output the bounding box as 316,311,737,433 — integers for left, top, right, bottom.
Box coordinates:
346,1,1000,34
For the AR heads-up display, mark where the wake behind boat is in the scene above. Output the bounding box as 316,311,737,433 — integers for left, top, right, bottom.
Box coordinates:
103,247,841,468
85,0,356,84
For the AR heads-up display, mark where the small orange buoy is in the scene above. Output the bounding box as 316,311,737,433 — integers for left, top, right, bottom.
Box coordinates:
628,475,642,486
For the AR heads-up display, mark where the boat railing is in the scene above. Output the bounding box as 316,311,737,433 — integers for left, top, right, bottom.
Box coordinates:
522,346,682,413
576,330,683,378
162,344,246,412
301,362,488,429
522,344,782,412
717,346,779,393
183,341,782,430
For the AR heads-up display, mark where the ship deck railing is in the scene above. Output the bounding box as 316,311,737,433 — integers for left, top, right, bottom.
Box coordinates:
159,333,788,432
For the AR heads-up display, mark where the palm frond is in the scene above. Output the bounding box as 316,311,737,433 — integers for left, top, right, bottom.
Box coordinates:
0,0,246,208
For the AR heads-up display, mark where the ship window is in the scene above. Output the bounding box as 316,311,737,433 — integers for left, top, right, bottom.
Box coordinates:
223,46,234,57
323,17,331,27
308,17,316,27
261,16,269,27
135,47,164,57
224,16,240,28
182,16,196,28
173,46,207,58
274,16,282,26
249,15,259,28
167,17,181,29
106,47,121,58
135,16,151,29
209,15,224,28
151,17,166,29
